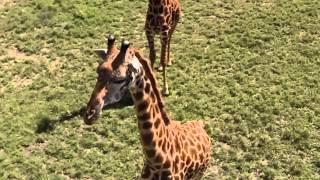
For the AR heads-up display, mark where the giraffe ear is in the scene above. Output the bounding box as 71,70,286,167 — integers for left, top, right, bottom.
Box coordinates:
127,63,136,81
94,49,108,60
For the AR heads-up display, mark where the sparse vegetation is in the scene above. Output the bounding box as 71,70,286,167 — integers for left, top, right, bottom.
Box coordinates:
0,0,319,179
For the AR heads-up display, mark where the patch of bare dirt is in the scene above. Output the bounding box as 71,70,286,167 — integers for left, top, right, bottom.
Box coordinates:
262,0,274,8
10,75,34,88
24,140,49,157
0,47,41,62
0,87,5,95
0,0,18,9
0,46,61,94
0,47,40,91
48,59,62,73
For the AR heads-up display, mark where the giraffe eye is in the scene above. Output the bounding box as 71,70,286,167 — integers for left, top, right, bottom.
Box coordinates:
111,78,126,84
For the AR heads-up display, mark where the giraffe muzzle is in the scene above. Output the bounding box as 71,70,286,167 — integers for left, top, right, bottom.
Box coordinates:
83,107,101,125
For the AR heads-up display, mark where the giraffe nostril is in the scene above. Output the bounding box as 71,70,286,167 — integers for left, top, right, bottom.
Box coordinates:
84,108,94,118
83,105,102,124
84,108,100,125
87,109,95,116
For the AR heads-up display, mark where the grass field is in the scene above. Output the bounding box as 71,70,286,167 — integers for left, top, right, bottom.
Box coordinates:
0,0,320,179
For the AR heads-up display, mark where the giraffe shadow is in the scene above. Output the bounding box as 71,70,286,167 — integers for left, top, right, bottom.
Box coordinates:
35,97,134,133
35,107,85,133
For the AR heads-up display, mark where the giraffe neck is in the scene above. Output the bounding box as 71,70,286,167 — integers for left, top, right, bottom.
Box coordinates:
129,63,170,163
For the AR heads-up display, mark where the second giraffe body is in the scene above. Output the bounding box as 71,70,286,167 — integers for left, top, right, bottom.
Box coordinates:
87,38,212,179
145,0,181,95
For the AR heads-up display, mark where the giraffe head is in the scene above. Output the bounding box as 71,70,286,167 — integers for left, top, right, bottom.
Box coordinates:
84,36,142,125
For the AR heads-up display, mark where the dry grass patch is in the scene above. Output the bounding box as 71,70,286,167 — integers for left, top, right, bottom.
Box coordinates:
0,47,41,62
24,140,49,157
0,0,19,9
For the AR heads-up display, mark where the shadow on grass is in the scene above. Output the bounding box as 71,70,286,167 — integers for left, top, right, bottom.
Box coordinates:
36,97,134,133
36,107,85,133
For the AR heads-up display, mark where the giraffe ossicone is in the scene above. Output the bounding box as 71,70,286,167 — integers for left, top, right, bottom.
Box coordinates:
83,35,136,124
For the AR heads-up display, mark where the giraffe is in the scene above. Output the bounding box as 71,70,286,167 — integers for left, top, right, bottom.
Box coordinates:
83,35,132,124
145,0,181,95
85,38,212,179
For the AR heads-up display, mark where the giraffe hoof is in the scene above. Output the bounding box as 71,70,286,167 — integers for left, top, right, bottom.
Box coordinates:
162,89,170,96
167,61,172,66
156,66,163,72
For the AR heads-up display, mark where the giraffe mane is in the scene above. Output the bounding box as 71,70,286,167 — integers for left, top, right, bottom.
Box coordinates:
134,50,170,125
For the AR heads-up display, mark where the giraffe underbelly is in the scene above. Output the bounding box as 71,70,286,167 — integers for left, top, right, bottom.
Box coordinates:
146,11,179,34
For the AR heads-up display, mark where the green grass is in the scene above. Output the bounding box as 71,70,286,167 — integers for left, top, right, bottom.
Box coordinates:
0,0,320,179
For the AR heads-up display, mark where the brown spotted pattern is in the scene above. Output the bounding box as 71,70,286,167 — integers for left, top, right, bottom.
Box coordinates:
132,51,212,180
145,0,181,95
84,36,137,125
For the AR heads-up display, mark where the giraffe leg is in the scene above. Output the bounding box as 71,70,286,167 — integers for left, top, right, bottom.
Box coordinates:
146,30,156,68
167,17,179,66
167,25,176,67
160,32,170,96
167,34,172,66
162,62,169,96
